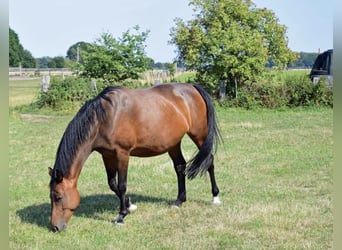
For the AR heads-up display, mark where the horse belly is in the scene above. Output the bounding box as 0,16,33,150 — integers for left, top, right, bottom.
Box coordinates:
130,147,168,157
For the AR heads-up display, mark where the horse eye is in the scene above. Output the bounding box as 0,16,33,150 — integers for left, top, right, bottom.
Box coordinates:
55,196,63,202
51,192,63,202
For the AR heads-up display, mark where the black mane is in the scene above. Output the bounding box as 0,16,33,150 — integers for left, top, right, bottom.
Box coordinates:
51,86,121,179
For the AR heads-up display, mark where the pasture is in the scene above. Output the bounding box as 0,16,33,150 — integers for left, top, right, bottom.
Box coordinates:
9,78,332,249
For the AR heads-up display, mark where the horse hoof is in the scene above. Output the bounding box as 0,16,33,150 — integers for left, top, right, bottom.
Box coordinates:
213,196,221,205
128,204,137,213
170,204,180,209
114,220,124,226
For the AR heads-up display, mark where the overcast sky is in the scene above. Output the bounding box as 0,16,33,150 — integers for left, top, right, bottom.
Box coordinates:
9,0,333,62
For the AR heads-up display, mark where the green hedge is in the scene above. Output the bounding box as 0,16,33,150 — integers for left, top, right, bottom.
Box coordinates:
34,77,106,110
34,74,332,111
221,74,333,109
34,77,153,111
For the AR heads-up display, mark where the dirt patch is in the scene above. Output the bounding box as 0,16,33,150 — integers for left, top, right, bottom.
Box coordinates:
20,114,51,122
235,121,263,129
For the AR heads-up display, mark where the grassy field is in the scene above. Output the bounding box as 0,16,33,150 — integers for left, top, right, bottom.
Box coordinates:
9,78,333,249
9,78,41,108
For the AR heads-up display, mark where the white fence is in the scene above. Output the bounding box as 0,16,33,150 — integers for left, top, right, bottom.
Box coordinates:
9,67,188,83
9,67,73,78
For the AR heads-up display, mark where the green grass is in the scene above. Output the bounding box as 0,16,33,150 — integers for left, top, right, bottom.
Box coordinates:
9,79,333,249
9,78,41,108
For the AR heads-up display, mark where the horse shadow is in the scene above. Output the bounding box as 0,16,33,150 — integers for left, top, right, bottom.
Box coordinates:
16,193,171,229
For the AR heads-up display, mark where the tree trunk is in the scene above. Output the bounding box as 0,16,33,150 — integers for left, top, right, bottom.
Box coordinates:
234,77,238,99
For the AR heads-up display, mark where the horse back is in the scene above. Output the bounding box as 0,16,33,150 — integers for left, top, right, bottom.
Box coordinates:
94,83,207,157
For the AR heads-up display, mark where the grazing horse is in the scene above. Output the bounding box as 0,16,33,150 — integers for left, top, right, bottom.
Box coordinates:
48,83,221,232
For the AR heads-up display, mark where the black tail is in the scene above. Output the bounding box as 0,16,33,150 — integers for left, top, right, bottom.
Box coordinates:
185,84,222,180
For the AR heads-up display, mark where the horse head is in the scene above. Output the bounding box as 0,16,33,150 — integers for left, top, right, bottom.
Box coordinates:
48,167,80,232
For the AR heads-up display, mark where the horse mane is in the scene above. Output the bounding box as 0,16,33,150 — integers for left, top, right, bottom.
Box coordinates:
52,86,122,178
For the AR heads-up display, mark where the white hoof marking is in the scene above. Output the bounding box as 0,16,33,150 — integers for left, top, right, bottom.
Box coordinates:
213,196,221,204
114,221,124,226
170,204,180,209
128,203,137,213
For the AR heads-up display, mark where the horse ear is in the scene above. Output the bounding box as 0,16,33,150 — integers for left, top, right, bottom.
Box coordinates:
48,167,53,176
48,168,63,183
55,169,64,183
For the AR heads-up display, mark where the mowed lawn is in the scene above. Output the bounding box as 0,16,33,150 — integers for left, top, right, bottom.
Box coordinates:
9,79,333,249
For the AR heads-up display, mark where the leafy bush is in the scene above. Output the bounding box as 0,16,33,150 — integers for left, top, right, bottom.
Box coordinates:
220,72,333,109
33,77,155,111
35,77,106,111
33,71,332,112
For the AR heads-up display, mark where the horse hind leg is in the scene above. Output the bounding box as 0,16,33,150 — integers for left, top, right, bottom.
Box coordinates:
188,134,221,204
207,155,221,204
168,143,187,207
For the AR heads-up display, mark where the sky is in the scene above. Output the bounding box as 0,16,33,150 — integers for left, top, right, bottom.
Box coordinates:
9,0,333,62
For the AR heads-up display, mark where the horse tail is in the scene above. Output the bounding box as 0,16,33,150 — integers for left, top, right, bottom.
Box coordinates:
185,84,222,180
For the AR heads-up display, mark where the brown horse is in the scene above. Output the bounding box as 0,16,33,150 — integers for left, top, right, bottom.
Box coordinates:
48,83,221,232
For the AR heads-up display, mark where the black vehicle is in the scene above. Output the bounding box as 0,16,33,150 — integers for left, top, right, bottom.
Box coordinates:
309,49,333,84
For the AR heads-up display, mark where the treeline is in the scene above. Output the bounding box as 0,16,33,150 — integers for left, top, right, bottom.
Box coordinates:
266,52,319,69
9,27,175,70
289,52,320,69
9,27,319,70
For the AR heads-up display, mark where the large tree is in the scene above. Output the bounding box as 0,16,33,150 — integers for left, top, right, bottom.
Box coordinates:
81,26,152,83
9,28,23,67
170,0,297,95
9,27,36,67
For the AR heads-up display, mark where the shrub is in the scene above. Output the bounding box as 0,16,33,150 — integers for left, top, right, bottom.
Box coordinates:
35,77,106,111
283,73,333,107
220,71,333,109
33,71,332,112
33,77,156,111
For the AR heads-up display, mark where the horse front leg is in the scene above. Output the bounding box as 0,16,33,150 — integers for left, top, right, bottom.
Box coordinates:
115,150,138,224
102,153,136,225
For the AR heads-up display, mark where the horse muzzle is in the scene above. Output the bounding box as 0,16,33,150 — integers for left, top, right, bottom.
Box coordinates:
51,222,67,232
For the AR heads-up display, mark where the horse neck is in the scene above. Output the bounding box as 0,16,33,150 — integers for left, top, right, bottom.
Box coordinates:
62,126,98,183
68,144,93,181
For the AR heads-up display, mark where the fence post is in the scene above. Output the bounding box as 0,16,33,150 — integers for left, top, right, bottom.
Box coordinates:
42,75,50,92
90,79,97,91
219,80,226,101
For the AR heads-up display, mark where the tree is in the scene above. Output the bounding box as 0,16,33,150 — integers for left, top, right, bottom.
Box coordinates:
169,0,297,96
36,57,50,68
165,63,176,79
21,50,36,68
292,52,318,68
9,27,36,67
52,56,65,68
37,56,66,69
47,59,56,68
66,41,93,63
81,26,151,83
9,28,23,67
